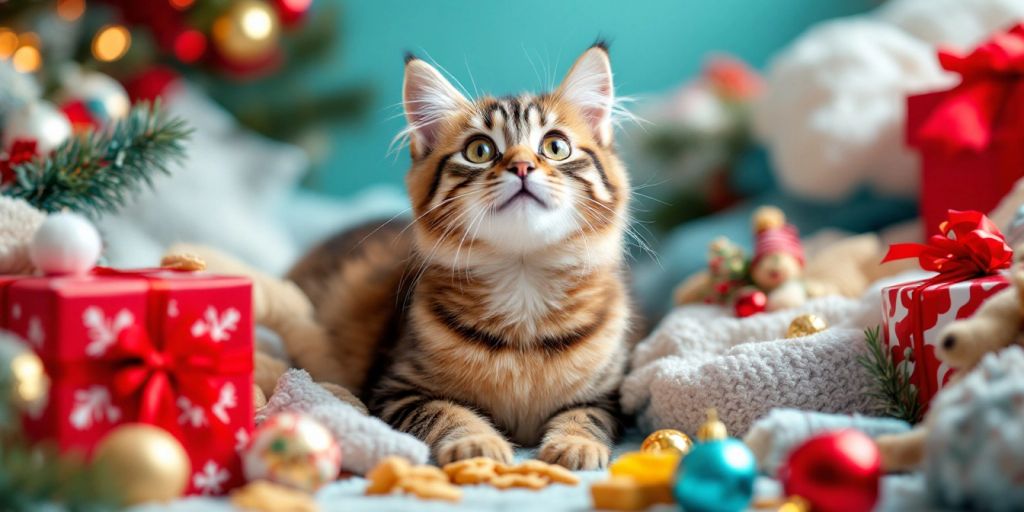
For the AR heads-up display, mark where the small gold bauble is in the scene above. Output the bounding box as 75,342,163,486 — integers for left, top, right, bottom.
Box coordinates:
10,350,49,413
212,0,280,63
696,408,728,442
641,429,693,457
94,424,190,505
786,313,828,338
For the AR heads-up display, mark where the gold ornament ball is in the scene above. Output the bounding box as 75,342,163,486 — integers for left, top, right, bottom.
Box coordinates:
9,349,49,414
696,408,729,442
94,424,191,505
212,0,280,64
641,429,693,457
786,314,828,339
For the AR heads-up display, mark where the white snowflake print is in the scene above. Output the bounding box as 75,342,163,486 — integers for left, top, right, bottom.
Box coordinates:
82,307,134,357
69,386,122,430
10,303,21,320
26,316,44,347
211,382,238,424
167,299,179,318
190,306,240,342
177,396,208,428
193,460,230,495
234,428,250,452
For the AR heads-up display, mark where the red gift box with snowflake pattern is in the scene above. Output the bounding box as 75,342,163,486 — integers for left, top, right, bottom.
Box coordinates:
0,268,253,496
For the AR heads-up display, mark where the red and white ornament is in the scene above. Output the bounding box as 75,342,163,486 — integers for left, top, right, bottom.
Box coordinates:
2,101,72,154
59,71,131,131
243,412,341,492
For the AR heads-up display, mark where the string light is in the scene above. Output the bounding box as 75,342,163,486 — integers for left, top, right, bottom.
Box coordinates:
12,46,41,73
92,24,131,62
0,28,18,59
240,5,274,39
173,29,206,63
169,0,195,10
12,32,40,72
56,0,86,21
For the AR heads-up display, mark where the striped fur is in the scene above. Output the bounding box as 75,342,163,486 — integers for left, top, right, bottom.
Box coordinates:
289,45,634,470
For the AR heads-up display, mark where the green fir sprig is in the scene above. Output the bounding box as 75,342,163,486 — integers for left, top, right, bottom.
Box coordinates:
3,101,191,218
856,326,924,424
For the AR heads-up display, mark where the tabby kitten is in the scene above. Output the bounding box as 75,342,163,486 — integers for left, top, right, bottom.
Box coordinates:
288,43,634,470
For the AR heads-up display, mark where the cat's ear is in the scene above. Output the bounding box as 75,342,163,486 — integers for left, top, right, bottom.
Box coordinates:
557,44,614,146
403,55,468,156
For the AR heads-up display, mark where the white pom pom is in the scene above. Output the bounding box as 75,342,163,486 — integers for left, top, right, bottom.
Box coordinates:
2,101,72,154
29,212,101,276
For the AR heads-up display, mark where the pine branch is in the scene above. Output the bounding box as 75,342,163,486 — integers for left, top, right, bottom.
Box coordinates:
3,102,191,218
856,326,924,424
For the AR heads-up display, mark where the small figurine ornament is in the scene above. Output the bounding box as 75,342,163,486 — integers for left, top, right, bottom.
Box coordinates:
749,206,810,311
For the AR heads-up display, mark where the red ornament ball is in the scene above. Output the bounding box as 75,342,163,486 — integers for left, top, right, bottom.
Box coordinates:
174,29,207,63
733,289,766,317
780,430,881,512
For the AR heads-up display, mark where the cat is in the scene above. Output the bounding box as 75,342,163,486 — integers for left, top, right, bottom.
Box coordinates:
287,42,636,470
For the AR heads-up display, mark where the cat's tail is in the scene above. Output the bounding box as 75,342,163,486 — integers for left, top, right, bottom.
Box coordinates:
287,218,415,396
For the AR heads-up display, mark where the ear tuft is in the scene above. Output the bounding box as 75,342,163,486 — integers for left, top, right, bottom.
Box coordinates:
404,51,417,64
403,59,467,157
591,37,611,52
557,46,615,146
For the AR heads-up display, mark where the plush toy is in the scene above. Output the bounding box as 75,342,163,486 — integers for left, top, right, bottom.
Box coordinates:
163,243,368,414
749,206,817,312
0,197,47,274
673,237,749,306
876,264,1024,471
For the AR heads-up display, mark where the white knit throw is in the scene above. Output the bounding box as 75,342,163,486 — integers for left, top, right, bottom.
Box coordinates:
622,289,892,436
256,369,430,474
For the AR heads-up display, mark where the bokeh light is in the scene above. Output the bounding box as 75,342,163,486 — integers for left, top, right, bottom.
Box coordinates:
92,25,131,62
56,0,86,21
12,45,41,73
0,28,18,59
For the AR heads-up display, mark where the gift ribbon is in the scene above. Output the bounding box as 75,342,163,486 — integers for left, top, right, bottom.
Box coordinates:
915,23,1024,153
882,209,1012,283
882,209,1012,408
69,267,250,436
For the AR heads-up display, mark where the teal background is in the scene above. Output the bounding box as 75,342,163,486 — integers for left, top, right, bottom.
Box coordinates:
310,0,877,197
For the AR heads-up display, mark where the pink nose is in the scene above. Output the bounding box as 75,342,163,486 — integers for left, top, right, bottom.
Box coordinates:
508,161,535,178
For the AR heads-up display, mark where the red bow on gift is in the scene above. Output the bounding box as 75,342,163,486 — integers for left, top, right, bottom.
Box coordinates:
915,23,1024,152
883,210,1013,281
108,318,250,435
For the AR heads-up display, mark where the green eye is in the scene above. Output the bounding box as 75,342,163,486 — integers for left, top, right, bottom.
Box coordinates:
540,134,571,161
463,137,496,163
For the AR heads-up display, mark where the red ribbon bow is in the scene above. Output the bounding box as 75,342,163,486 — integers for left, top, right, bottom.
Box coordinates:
883,210,1013,281
915,23,1024,152
90,266,252,435
108,319,250,436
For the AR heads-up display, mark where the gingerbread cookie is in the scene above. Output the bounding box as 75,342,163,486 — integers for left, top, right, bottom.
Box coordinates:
365,457,462,502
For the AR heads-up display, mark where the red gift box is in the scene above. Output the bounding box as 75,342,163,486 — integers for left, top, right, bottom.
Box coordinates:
880,210,1013,409
0,268,253,496
906,22,1024,237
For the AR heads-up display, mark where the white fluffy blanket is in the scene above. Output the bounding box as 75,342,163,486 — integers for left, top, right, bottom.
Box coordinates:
621,275,918,436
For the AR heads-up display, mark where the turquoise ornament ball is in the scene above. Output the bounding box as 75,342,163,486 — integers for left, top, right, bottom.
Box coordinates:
674,438,757,512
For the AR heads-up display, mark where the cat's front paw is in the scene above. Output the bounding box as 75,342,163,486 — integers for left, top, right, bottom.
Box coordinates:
538,435,610,470
436,433,514,465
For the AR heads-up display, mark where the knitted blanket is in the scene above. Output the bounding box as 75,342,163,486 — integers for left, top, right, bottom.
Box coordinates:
621,279,904,436
256,369,429,474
